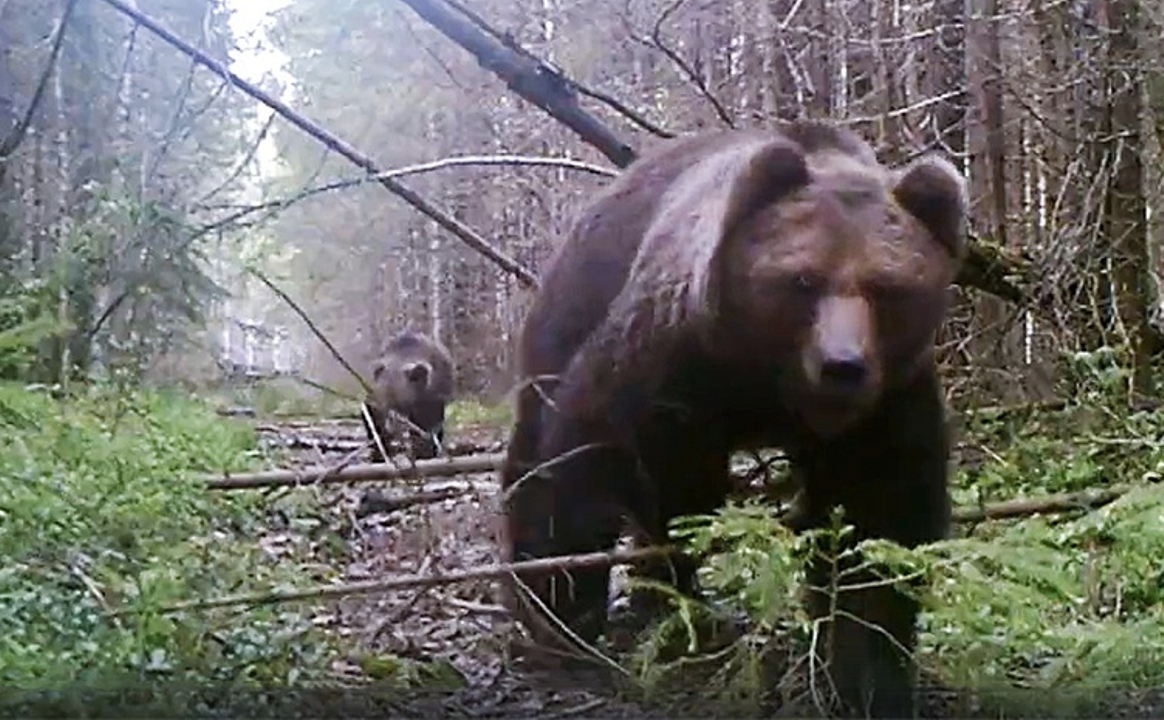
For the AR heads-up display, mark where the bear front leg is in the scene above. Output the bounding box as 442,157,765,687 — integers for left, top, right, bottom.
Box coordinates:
622,414,733,626
796,376,951,719
504,419,632,654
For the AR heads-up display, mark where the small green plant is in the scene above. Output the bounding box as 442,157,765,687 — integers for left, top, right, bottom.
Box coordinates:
446,398,512,431
0,381,340,714
632,386,1164,717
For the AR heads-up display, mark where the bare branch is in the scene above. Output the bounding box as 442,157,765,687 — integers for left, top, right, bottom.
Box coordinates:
192,111,277,207
0,0,80,186
633,0,736,128
94,0,538,289
193,154,618,229
245,266,372,396
112,546,677,617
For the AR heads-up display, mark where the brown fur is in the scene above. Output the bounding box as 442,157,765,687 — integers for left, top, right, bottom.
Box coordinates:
363,331,455,462
499,120,967,718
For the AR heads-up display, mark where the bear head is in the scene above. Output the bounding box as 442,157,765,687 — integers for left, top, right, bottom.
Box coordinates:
627,125,968,438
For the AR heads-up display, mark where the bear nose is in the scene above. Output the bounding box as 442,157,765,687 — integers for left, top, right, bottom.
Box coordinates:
819,355,868,393
403,362,430,384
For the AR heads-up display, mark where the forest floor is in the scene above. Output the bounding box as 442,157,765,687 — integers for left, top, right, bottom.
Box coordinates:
249,414,995,719
253,415,686,718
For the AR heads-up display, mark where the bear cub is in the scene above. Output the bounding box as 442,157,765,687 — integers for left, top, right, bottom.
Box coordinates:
498,120,967,718
362,330,455,462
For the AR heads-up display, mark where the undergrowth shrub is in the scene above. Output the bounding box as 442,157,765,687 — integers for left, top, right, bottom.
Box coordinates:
636,368,1164,718
0,382,339,713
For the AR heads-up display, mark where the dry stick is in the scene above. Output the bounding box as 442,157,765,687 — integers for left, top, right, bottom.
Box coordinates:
246,267,372,396
950,481,1153,524
203,453,506,491
94,0,538,290
360,401,392,466
116,475,1151,618
203,450,1145,529
294,375,362,402
113,546,676,618
356,487,468,516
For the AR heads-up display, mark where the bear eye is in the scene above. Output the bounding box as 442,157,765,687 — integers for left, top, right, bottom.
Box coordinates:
791,272,825,295
868,279,916,302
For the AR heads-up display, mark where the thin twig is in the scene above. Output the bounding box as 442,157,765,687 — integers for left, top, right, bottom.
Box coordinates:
245,266,372,396
193,154,618,234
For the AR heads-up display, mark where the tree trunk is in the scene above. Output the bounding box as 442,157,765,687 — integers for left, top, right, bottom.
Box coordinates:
1104,0,1152,399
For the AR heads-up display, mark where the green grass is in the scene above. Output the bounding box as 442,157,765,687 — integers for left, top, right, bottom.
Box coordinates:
446,398,512,430
0,381,340,713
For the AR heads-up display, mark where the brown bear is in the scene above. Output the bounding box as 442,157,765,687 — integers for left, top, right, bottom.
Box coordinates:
498,120,967,718
362,331,455,462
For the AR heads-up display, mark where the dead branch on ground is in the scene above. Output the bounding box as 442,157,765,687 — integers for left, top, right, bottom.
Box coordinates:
951,479,1157,524
112,545,676,617
118,473,1158,617
355,487,469,517
204,446,1149,530
203,453,507,491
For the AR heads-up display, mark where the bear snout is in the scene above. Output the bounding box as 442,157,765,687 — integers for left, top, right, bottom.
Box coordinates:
819,352,869,395
403,361,431,386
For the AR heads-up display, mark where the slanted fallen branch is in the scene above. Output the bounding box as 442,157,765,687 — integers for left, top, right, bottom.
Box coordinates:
95,0,538,289
112,545,676,617
203,453,507,491
950,479,1157,524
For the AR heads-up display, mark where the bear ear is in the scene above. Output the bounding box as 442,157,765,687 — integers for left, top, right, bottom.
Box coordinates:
892,153,969,265
639,136,811,320
556,136,813,424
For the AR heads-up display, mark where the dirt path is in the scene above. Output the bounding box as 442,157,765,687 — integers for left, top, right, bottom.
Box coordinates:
245,417,1164,719
250,416,681,718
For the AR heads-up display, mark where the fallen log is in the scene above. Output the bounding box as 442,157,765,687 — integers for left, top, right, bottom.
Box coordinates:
204,449,1154,539
203,453,507,491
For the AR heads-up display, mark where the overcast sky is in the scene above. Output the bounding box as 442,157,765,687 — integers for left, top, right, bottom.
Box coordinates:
225,0,289,83
223,0,292,178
